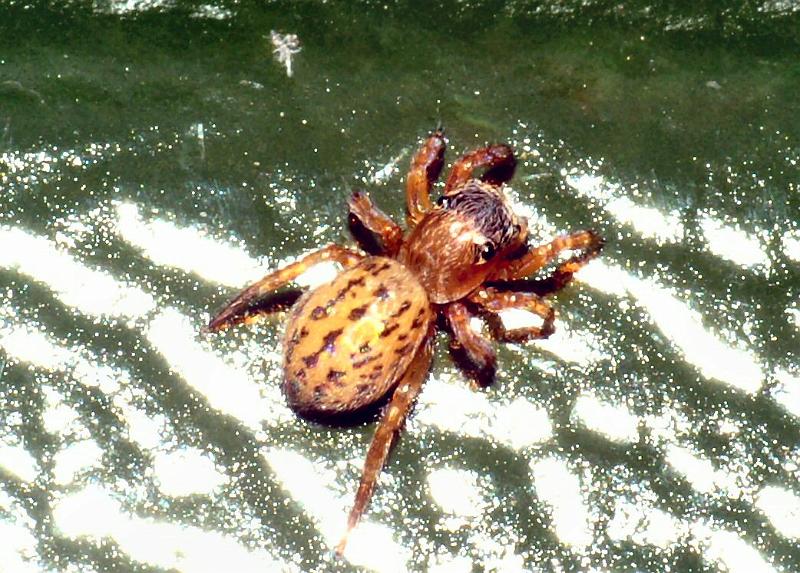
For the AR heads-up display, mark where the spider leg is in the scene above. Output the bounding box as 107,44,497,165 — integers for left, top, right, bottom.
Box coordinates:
406,129,446,227
205,244,363,332
444,143,517,193
336,329,435,556
347,190,404,257
469,287,555,342
494,229,604,284
445,301,496,380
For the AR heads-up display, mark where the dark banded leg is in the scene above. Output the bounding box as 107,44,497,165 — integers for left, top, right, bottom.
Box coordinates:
205,244,363,332
336,330,434,556
494,230,604,284
348,191,404,257
469,287,555,342
445,301,496,377
406,130,445,227
444,144,517,193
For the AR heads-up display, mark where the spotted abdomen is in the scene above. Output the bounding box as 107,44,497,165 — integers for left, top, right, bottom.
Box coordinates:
282,256,433,416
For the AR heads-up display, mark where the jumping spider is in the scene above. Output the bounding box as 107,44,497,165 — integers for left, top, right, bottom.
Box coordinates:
206,130,603,555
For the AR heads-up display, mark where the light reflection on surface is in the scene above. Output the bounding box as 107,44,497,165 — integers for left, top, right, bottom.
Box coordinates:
611,497,779,573
0,314,170,450
664,443,747,497
366,149,409,184
578,261,764,394
0,520,40,573
772,369,800,419
755,485,800,540
608,498,688,548
145,307,291,430
788,307,800,331
0,444,39,483
52,485,292,573
692,524,777,573
153,448,227,497
0,321,74,372
96,0,172,16
565,171,685,243
0,226,155,320
699,214,771,270
427,554,473,573
115,396,169,451
783,230,800,262
531,323,610,367
413,374,553,451
530,457,593,550
263,448,409,572
518,193,766,395
52,439,104,486
41,387,86,437
0,189,787,571
116,202,268,287
571,394,640,444
0,196,783,569
427,468,489,518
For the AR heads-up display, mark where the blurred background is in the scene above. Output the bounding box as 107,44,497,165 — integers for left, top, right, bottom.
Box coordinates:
1,1,799,571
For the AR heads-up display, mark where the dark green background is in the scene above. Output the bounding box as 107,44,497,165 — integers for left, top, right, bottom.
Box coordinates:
1,1,799,571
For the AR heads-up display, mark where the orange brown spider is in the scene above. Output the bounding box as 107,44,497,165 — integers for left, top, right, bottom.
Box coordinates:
205,130,603,556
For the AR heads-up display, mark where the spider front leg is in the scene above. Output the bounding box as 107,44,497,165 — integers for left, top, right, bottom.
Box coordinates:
336,329,435,556
495,229,604,284
406,130,445,227
445,301,496,381
444,143,517,193
469,287,555,342
205,244,363,332
347,190,403,257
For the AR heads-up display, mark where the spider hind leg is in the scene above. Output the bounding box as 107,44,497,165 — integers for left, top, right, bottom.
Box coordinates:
406,130,446,227
445,301,497,386
336,330,434,556
205,244,363,332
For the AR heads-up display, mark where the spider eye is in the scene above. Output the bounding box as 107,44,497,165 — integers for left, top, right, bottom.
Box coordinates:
480,242,496,262
437,196,449,208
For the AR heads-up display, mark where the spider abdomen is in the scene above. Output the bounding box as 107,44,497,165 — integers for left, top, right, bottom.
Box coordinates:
282,256,433,416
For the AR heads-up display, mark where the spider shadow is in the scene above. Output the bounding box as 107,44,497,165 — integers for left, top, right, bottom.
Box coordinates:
296,394,392,428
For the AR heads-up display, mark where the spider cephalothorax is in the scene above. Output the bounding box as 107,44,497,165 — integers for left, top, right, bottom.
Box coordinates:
206,130,603,557
399,178,528,303
439,178,526,256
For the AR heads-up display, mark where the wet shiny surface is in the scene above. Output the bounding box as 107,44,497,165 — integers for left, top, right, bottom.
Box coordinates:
1,2,799,571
